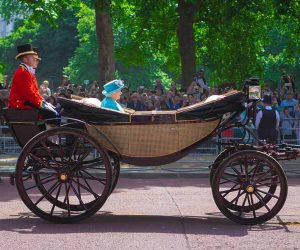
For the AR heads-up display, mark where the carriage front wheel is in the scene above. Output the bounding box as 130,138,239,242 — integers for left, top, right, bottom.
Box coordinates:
15,127,112,223
212,150,287,225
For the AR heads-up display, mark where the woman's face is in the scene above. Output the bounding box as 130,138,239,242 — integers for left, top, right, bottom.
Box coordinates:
110,90,122,100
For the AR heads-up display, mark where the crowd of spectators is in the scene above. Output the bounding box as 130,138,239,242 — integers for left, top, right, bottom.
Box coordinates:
47,72,233,112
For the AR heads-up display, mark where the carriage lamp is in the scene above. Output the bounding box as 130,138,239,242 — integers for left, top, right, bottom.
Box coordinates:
244,77,261,101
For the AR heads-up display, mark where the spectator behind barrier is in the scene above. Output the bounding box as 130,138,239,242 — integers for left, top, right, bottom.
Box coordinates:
280,91,298,117
280,107,294,142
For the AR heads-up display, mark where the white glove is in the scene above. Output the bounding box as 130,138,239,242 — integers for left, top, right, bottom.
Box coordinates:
43,101,58,115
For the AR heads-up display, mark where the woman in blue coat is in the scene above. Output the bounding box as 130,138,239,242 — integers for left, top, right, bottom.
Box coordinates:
101,79,125,113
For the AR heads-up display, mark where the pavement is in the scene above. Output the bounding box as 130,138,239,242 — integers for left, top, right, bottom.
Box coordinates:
0,177,299,250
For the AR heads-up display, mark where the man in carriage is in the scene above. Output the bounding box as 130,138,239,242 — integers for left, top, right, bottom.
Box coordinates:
8,44,58,120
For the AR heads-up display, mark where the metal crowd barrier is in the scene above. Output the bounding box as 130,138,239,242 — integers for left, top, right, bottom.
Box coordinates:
0,124,299,155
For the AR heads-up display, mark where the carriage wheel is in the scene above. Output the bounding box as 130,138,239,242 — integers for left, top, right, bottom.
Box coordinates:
109,153,120,193
210,148,233,186
212,150,287,225
15,127,112,223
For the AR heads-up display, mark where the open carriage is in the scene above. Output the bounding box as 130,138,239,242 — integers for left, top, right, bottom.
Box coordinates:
2,81,298,225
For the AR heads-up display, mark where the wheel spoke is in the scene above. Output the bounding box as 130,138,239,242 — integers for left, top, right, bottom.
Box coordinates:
255,168,273,183
34,181,60,206
79,169,107,185
70,137,80,161
76,146,92,162
78,160,105,171
234,187,242,205
223,172,239,178
25,176,58,191
220,184,239,198
28,153,57,171
238,193,248,216
70,182,88,211
50,183,63,215
225,190,246,208
230,165,241,176
219,179,233,185
37,174,58,183
254,191,271,212
71,147,94,170
256,175,278,184
220,176,239,185
256,181,280,188
40,141,61,166
23,169,56,176
72,178,99,199
249,194,256,218
77,175,81,202
64,182,71,217
243,157,249,179
256,188,279,199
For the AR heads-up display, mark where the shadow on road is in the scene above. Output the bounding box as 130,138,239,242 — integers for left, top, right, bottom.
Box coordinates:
0,212,285,236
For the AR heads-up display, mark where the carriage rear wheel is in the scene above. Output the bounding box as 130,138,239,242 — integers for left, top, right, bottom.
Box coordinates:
15,127,112,223
212,150,287,225
109,153,120,193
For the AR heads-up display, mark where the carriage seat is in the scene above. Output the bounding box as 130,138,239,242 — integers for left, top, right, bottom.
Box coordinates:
58,90,245,124
1,108,44,147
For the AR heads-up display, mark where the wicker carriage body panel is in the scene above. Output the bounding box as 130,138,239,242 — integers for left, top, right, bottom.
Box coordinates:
86,118,220,158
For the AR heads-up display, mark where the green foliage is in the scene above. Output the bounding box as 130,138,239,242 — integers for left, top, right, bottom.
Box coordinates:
64,3,98,83
0,9,78,88
65,1,176,88
1,0,300,91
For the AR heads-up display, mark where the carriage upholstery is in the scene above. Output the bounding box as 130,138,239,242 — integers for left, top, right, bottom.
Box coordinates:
1,108,43,147
58,90,245,124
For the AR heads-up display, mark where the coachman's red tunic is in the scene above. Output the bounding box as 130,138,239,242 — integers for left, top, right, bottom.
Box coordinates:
8,64,43,109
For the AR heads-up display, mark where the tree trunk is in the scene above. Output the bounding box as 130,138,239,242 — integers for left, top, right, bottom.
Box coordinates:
177,0,197,90
95,0,115,87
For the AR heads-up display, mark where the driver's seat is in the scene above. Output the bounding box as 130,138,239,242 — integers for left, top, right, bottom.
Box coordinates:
1,108,45,147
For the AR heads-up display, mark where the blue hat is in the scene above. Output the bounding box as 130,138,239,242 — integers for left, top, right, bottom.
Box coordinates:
102,79,124,96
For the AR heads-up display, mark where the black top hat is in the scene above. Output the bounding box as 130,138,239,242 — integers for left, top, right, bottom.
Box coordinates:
15,44,38,59
262,95,272,105
32,47,41,61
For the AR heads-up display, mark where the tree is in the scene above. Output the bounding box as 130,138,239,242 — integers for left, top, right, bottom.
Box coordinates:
95,0,115,84
177,0,202,89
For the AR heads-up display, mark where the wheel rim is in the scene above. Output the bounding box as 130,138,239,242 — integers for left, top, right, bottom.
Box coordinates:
109,154,120,193
16,128,112,223
213,150,287,225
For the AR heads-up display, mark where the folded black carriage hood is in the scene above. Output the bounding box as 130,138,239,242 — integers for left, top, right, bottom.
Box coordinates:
58,91,245,124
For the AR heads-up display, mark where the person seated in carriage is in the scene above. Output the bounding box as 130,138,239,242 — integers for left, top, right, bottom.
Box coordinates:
100,79,125,113
80,79,125,112
8,44,58,121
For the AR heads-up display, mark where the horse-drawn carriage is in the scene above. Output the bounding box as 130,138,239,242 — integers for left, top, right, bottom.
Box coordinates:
2,79,299,225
